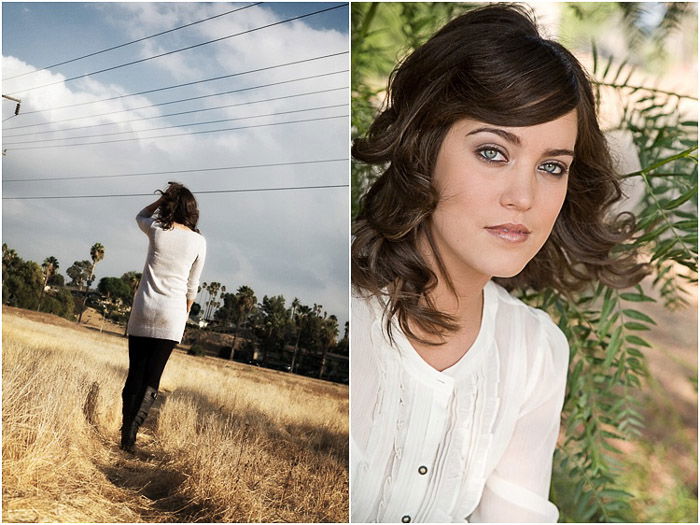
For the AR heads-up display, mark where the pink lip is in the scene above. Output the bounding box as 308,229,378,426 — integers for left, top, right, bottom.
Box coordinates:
484,223,531,243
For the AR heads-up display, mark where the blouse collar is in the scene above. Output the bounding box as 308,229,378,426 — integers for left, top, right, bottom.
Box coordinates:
381,280,498,387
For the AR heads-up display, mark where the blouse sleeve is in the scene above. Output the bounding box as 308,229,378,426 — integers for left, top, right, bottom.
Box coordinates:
186,237,206,301
470,317,569,523
136,207,155,234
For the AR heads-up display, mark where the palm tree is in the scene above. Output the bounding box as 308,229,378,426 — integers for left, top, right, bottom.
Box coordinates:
199,281,208,318
258,295,287,366
290,297,300,321
291,304,311,373
319,314,339,379
196,283,203,308
219,285,226,319
38,256,59,311
78,242,105,323
205,281,222,320
121,271,142,336
90,243,105,277
230,285,257,359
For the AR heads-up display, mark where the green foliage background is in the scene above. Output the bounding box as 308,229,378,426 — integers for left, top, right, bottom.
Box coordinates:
351,2,698,522
2,244,75,319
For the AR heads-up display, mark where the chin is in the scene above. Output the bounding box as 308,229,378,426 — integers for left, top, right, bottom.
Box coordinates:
484,260,530,279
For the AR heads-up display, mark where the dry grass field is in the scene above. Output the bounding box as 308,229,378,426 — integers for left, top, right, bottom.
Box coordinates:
2,307,348,523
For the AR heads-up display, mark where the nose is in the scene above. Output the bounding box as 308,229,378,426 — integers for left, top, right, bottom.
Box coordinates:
500,171,535,211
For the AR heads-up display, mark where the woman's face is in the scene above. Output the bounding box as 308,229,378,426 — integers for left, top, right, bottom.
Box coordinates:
429,110,577,282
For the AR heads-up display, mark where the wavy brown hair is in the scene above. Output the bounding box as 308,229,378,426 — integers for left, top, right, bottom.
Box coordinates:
155,182,200,233
352,4,649,343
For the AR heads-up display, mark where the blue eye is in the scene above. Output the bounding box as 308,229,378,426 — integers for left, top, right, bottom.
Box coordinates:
477,147,506,162
540,161,567,176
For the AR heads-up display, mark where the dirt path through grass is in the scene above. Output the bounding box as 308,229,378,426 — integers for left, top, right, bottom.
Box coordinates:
87,393,211,523
5,306,211,521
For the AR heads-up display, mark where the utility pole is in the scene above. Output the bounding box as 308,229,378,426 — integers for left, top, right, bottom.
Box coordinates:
2,94,21,115
2,95,21,156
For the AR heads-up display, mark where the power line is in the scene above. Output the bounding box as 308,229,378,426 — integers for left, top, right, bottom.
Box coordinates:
14,52,348,116
5,71,347,131
3,103,347,145
3,158,349,183
2,183,348,200
3,3,262,82
6,4,347,96
5,114,348,151
4,86,348,138
5,69,349,129
4,69,349,131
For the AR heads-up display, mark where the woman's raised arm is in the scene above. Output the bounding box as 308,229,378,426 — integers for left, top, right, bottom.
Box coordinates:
136,196,165,233
138,195,165,218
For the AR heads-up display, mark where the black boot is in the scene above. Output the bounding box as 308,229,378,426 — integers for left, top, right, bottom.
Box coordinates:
125,386,158,452
120,392,139,451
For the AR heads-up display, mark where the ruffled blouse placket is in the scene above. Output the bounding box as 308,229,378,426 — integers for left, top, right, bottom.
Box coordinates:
368,282,502,523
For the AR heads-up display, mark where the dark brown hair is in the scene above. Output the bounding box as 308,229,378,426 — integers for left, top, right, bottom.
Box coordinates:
352,4,648,343
155,182,200,233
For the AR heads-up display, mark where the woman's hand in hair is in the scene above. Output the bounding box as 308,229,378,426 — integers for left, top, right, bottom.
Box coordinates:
142,194,165,217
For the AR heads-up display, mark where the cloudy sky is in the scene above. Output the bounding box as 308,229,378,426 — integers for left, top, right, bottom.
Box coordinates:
2,2,349,325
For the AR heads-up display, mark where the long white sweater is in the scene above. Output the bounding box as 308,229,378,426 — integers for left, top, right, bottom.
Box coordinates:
126,207,206,343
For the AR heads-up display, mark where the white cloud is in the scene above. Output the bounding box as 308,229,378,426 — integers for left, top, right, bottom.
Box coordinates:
2,4,349,324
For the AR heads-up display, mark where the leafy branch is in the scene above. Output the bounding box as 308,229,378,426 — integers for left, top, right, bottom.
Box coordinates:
591,82,698,101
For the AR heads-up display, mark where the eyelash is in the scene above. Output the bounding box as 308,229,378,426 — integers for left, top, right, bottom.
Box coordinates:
475,146,569,177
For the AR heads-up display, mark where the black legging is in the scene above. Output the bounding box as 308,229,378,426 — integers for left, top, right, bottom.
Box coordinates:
122,335,177,398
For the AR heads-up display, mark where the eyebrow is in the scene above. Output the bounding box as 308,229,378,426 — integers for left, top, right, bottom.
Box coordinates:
545,148,575,158
467,127,575,157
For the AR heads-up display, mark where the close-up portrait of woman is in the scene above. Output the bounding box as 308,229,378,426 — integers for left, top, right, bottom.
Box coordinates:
350,2,697,523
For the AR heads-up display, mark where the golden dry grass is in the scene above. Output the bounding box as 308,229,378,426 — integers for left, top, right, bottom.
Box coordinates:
2,307,348,522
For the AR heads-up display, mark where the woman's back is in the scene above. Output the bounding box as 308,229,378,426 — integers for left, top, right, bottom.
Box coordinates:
127,209,206,343
142,221,204,299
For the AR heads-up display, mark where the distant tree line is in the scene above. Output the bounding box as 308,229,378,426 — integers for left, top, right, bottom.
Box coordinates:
2,244,348,383
2,243,74,318
2,242,107,320
188,281,348,382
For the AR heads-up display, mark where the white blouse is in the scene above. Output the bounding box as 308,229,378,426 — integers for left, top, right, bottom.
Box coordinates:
350,280,569,523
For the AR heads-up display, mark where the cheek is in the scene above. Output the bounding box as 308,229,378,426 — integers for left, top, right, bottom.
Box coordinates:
436,166,496,211
541,181,568,224
435,183,494,229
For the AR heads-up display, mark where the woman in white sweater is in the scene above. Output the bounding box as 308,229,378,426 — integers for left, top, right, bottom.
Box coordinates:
350,5,647,522
121,182,206,452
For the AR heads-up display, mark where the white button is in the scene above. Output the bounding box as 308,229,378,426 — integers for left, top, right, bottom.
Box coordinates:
418,465,428,475
401,515,411,523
